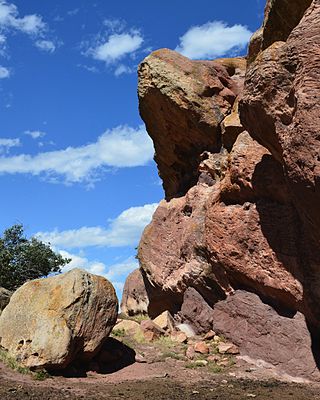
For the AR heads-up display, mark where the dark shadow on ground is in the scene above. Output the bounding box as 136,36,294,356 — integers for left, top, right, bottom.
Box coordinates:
50,337,136,378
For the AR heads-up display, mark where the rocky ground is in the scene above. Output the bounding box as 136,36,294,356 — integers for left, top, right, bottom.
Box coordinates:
1,359,320,400
1,319,320,400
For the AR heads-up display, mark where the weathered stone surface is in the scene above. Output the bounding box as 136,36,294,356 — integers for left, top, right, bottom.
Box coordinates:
0,269,118,369
120,269,149,316
113,320,142,337
212,291,320,381
248,0,312,63
139,132,304,320
240,2,320,324
0,287,11,314
138,49,246,199
194,341,209,355
179,288,215,335
153,310,175,332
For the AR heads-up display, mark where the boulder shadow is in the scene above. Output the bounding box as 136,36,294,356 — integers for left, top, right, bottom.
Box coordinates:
50,337,136,378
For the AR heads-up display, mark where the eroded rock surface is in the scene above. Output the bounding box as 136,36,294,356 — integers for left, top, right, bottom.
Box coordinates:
0,269,118,369
138,49,246,199
121,269,149,316
121,0,320,381
212,291,320,381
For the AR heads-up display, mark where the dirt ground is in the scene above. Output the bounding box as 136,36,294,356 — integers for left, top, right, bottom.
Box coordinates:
1,357,320,400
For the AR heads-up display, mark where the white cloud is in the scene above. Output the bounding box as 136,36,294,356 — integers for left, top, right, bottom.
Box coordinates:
82,19,144,76
58,251,138,293
0,65,9,78
176,21,252,59
0,125,154,184
35,40,56,53
0,1,45,35
89,32,143,65
114,64,133,77
24,130,46,139
0,137,20,153
0,1,57,56
37,203,158,249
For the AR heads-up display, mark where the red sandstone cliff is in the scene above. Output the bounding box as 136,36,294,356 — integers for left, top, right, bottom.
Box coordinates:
122,0,320,381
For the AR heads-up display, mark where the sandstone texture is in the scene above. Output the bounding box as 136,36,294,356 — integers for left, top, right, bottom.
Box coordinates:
138,49,246,199
212,291,320,380
0,269,118,369
120,269,149,316
121,0,320,381
0,287,11,314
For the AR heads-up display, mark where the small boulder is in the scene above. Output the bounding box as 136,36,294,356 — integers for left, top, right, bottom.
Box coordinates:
120,269,149,316
113,320,142,336
171,331,188,344
140,319,165,341
153,310,175,332
194,341,209,355
218,343,240,355
0,269,118,369
204,330,216,341
186,345,195,360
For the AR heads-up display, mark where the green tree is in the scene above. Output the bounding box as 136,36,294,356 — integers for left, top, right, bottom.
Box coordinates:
0,224,71,291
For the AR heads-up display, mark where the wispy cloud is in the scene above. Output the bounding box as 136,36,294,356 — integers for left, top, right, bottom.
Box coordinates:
176,21,252,59
0,125,154,185
37,203,158,249
82,18,144,76
0,65,9,78
24,130,46,139
35,40,56,53
0,137,20,153
0,1,58,57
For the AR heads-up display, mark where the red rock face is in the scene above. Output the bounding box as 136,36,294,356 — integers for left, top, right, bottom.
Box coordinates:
121,0,320,380
240,1,320,324
138,49,246,200
212,291,320,381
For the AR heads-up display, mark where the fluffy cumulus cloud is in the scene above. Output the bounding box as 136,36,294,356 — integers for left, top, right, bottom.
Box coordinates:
83,18,144,76
176,21,252,59
90,32,143,64
0,125,154,185
59,251,138,292
37,203,158,249
0,1,57,57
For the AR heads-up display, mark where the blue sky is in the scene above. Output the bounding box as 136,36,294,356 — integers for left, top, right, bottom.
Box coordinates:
0,0,264,300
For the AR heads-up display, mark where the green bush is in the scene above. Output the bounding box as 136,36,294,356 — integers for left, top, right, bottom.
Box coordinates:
0,224,70,291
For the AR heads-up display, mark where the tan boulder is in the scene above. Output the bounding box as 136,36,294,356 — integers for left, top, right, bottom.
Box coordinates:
113,320,141,336
0,269,118,369
120,269,149,316
218,343,240,355
171,331,188,344
194,341,209,355
153,310,175,332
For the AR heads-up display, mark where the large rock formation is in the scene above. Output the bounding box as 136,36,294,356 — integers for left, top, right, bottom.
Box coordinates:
240,0,320,325
0,269,118,369
122,0,320,381
138,49,246,199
